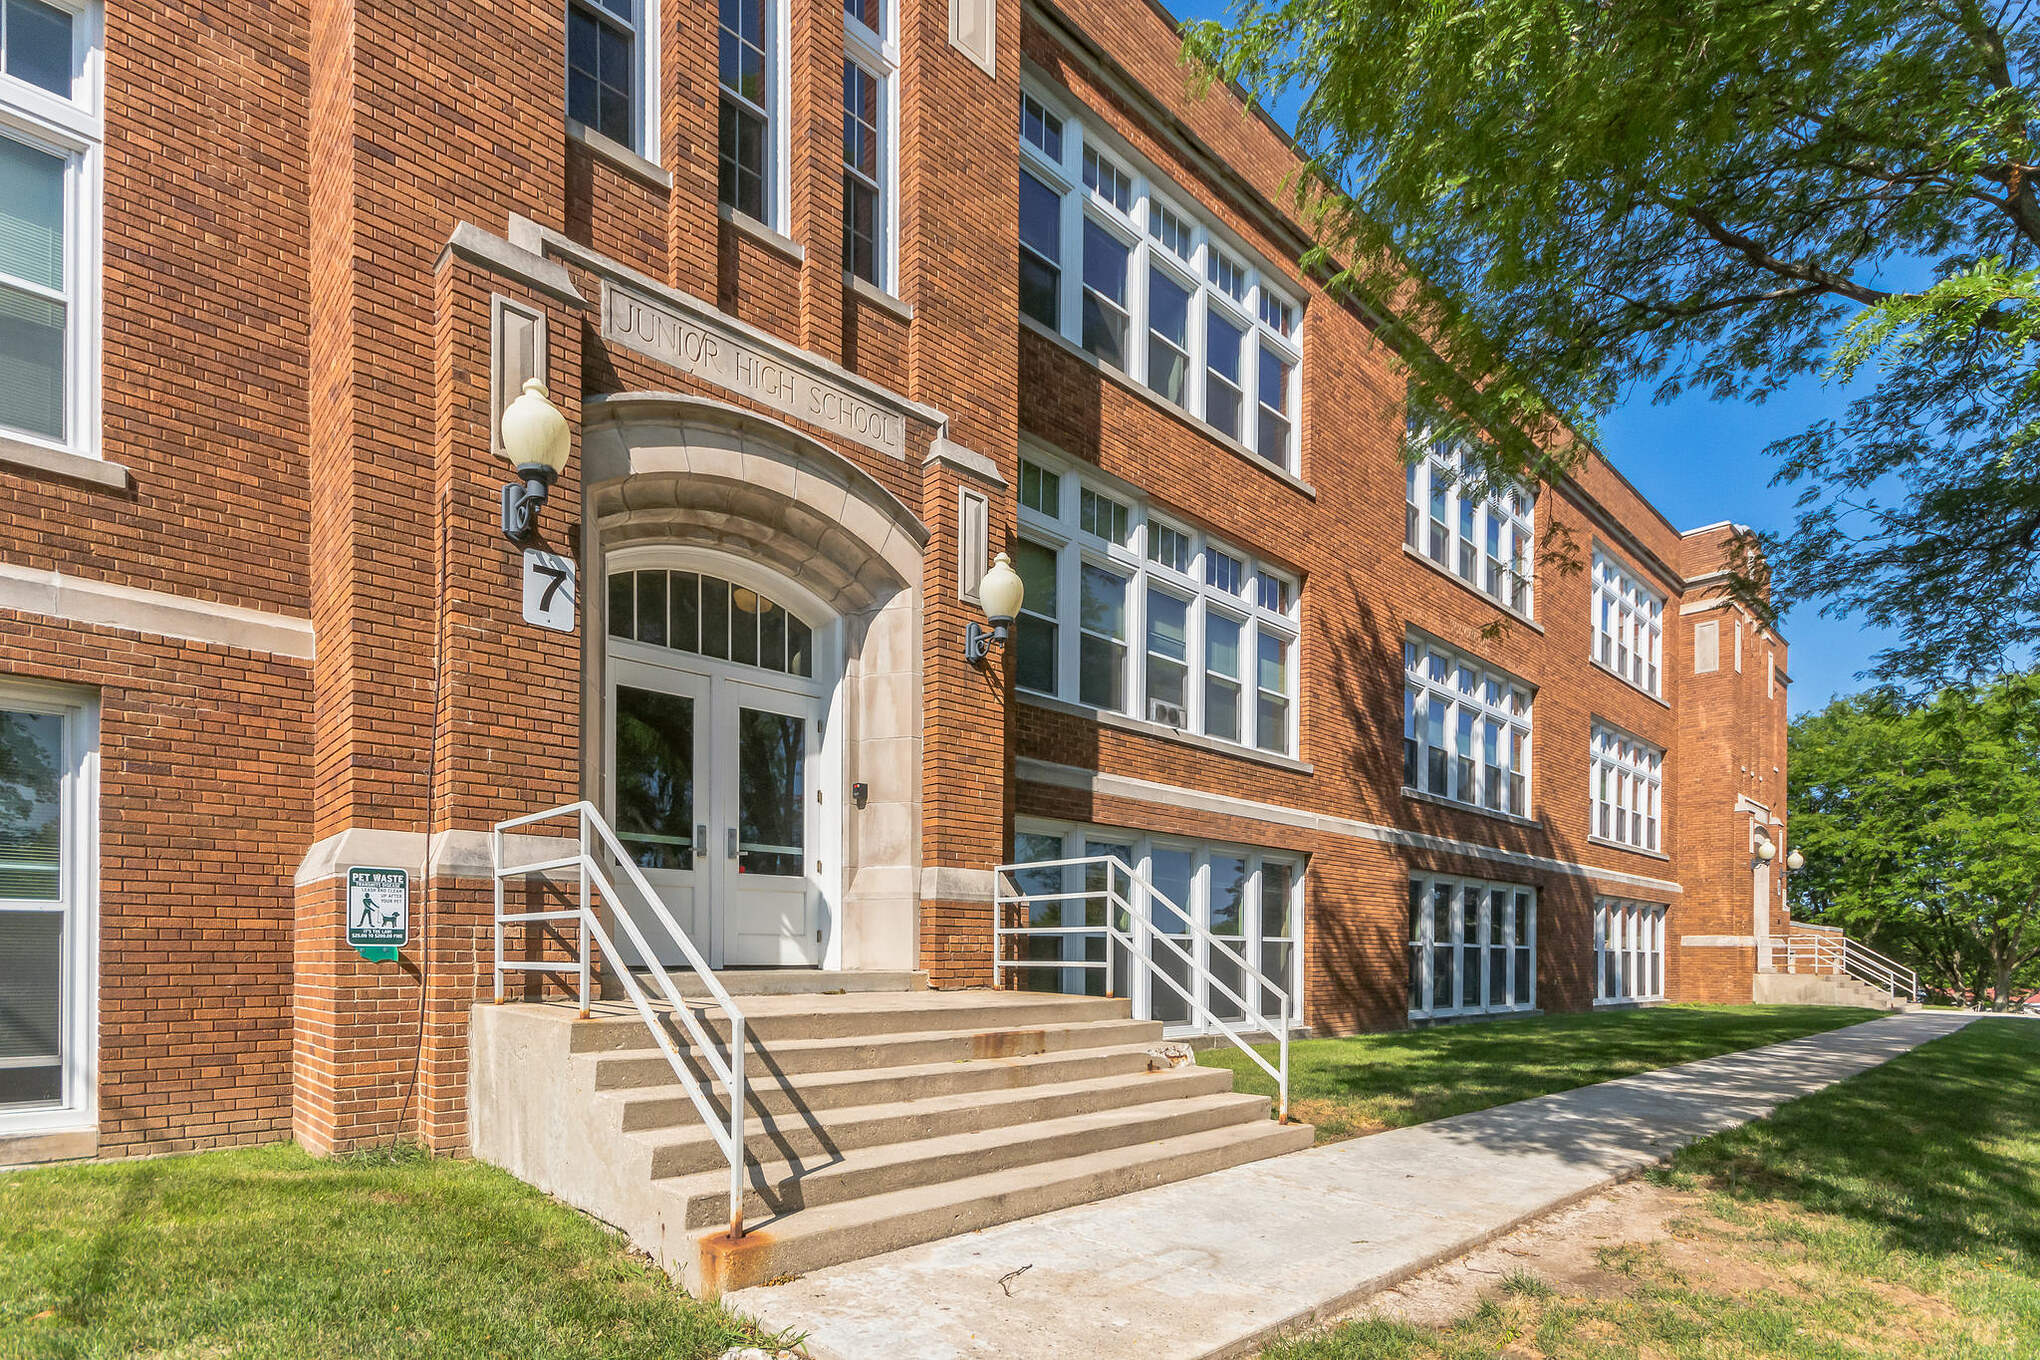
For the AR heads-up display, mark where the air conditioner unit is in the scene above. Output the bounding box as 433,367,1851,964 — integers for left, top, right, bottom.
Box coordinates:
1147,699,1186,728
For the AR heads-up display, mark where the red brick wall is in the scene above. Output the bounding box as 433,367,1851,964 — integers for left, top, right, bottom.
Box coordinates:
4,0,1795,1164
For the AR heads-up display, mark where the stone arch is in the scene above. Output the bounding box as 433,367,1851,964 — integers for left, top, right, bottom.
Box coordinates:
580,392,927,971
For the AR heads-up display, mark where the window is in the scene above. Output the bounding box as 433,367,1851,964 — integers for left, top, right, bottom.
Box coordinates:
1594,898,1666,1003
1080,217,1131,367
1012,820,1304,1033
1403,635,1532,816
1018,171,1061,329
1,0,97,455
567,0,640,148
608,568,813,678
1405,426,1536,617
1407,874,1534,1018
1018,450,1300,755
841,0,896,289
718,0,777,224
1592,549,1664,696
1591,722,1662,852
1082,145,1130,212
1015,86,1303,471
0,684,95,1132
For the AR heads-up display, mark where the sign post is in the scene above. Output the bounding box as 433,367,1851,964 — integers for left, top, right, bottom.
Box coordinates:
346,866,410,962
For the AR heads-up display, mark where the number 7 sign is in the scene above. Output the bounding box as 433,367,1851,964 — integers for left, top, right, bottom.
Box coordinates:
522,549,577,633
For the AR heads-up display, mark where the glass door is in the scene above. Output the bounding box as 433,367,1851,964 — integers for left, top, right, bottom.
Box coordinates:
720,679,821,967
609,665,710,967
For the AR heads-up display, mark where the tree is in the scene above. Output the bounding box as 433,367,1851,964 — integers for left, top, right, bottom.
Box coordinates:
1184,1,2040,687
1788,676,2040,1009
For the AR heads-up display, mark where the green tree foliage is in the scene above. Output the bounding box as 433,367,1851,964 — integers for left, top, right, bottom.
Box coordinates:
1184,1,2040,685
1789,676,2040,1008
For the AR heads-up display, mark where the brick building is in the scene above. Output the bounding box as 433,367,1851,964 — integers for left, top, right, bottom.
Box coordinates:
0,0,1791,1167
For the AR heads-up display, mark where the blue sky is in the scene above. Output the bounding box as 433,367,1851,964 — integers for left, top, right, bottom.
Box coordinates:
1164,0,1891,716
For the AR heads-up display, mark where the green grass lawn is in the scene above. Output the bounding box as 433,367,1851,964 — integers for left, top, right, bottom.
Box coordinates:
0,1142,787,1360
1263,1017,2040,1360
1201,1003,1881,1141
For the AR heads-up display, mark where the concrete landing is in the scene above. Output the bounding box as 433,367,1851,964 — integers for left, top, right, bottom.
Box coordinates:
731,1011,1978,1360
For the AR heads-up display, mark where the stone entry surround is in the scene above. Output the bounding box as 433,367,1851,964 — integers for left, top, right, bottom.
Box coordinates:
581,394,929,970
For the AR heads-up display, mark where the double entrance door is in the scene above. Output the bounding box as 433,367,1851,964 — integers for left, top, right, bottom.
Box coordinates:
608,654,822,969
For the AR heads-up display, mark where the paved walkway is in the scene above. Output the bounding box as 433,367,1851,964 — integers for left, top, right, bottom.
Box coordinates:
732,1011,1978,1360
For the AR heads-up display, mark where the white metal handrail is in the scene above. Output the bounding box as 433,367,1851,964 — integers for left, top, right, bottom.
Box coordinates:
493,801,751,1239
1781,931,1919,1000
991,854,1292,1122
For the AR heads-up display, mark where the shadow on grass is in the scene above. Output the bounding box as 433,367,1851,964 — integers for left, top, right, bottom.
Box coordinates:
1670,1017,2040,1264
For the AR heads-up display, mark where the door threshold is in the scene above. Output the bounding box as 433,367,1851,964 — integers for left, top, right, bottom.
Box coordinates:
617,965,929,996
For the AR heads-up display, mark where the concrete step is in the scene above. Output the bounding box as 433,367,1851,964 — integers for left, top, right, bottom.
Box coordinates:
611,1042,1167,1126
691,1117,1318,1293
633,1062,1239,1178
588,1017,1168,1091
665,1090,1277,1230
563,992,1132,1053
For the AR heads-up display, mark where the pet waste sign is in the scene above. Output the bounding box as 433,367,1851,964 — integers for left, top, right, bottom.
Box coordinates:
347,866,409,961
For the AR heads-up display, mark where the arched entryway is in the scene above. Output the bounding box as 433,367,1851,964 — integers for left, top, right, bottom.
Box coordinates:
580,393,928,973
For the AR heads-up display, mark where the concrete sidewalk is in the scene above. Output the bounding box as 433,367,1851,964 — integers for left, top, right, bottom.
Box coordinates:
731,1011,1978,1360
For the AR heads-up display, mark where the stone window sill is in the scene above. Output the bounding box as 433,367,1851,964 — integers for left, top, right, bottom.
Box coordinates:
1020,315,1317,501
1587,834,1671,863
1401,784,1541,830
1409,1006,1542,1026
1592,997,1665,1009
1400,544,1543,633
565,119,673,192
845,272,914,321
1018,690,1314,774
1590,655,1672,709
0,434,130,490
719,203,804,264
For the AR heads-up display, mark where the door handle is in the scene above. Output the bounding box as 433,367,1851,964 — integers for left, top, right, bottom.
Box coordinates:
727,827,739,860
696,824,707,855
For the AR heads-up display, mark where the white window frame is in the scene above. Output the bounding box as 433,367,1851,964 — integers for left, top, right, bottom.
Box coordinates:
564,0,660,156
1407,873,1535,1019
0,0,102,460
1012,817,1305,1038
1017,82,1303,473
1590,720,1663,854
1404,424,1536,618
1016,443,1301,757
1403,632,1533,817
716,0,788,229
841,0,897,292
0,677,99,1136
1591,547,1665,697
1594,897,1666,1004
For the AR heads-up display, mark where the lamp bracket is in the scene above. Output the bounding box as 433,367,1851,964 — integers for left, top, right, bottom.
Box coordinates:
964,620,1009,667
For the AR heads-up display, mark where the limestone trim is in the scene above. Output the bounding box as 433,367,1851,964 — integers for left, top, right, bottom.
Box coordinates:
0,1127,96,1167
922,867,996,901
0,560,316,659
0,434,131,490
293,828,575,886
507,215,945,430
583,393,928,614
1682,935,1760,947
582,396,927,973
566,118,674,191
924,438,1006,487
1016,758,1685,896
719,202,805,262
439,223,587,308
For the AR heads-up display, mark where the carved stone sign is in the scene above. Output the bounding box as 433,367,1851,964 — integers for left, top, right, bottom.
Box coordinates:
602,281,908,459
